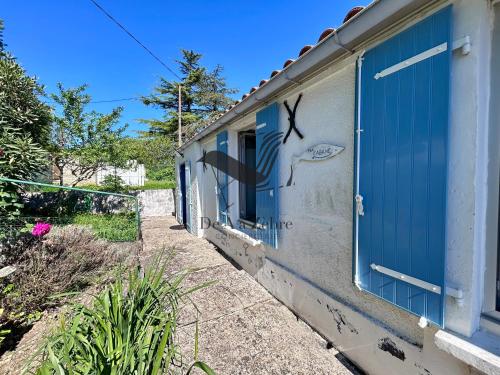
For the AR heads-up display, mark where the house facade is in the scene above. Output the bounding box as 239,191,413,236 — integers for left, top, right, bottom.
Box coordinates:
176,1,500,374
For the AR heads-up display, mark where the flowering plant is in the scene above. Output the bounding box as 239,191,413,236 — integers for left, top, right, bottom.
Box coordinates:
32,222,52,237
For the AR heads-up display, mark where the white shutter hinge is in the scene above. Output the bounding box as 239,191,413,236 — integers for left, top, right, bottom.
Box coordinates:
355,194,364,216
445,286,464,307
452,36,471,55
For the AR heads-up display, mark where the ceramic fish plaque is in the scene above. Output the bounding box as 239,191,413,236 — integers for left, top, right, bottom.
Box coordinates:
292,143,344,164
286,144,344,186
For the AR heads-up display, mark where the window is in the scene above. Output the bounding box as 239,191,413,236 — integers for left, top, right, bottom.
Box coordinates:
239,130,256,223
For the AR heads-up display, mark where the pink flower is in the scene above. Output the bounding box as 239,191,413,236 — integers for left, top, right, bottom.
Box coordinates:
32,222,52,237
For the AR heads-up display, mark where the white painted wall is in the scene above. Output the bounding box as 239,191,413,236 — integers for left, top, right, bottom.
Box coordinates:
176,1,499,373
96,161,146,186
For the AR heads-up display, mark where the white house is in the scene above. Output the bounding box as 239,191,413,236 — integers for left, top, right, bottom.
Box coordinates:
175,1,500,374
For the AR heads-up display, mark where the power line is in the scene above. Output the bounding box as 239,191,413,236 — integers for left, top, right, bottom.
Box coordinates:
88,96,141,103
44,96,144,105
88,0,181,80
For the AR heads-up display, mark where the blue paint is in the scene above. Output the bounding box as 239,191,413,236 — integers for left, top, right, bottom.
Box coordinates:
356,6,452,326
217,130,229,225
185,160,192,232
178,163,186,225
256,102,280,248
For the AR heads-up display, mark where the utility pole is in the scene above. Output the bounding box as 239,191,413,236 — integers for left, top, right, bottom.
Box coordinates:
178,84,182,147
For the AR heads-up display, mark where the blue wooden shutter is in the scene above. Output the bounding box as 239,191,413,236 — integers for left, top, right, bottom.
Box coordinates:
185,161,192,232
356,6,452,327
256,102,280,248
177,164,185,225
216,131,229,224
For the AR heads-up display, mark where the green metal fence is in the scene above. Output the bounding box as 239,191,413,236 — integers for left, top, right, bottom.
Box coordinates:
0,177,141,242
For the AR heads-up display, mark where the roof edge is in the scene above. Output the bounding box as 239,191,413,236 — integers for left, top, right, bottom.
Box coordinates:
179,0,432,151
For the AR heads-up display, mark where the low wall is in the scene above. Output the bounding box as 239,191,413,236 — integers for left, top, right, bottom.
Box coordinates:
22,189,176,218
137,189,175,217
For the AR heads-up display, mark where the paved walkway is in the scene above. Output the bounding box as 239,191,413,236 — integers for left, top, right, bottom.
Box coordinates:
140,217,360,375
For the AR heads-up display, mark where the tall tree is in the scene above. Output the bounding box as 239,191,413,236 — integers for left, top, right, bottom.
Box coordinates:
0,23,52,145
50,83,127,186
141,49,237,139
0,19,5,53
118,136,176,182
0,18,51,178
0,19,51,229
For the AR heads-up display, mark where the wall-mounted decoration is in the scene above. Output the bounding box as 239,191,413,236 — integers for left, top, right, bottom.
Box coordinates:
286,143,344,186
283,94,304,144
201,149,207,172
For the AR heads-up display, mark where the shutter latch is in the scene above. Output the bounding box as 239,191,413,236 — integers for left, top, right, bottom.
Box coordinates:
355,194,365,216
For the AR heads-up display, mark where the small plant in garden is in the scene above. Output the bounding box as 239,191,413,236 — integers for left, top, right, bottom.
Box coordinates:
32,259,215,375
31,222,52,237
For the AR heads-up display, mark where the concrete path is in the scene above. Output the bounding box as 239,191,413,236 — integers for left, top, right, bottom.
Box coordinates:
140,217,361,375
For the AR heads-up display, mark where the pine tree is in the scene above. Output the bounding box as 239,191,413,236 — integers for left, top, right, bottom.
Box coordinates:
0,19,5,53
141,49,237,138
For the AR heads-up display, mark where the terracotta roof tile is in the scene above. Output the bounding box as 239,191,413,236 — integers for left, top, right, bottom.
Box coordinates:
298,45,313,57
283,59,295,68
343,6,365,23
318,28,335,42
270,69,281,78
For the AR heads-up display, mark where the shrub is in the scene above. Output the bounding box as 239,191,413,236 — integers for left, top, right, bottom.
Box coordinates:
34,261,215,375
0,226,120,353
101,174,126,193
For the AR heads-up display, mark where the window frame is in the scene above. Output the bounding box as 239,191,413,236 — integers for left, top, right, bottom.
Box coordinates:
481,2,500,325
238,129,257,225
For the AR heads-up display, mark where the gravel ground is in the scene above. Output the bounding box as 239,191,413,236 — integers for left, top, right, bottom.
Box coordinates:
140,216,361,375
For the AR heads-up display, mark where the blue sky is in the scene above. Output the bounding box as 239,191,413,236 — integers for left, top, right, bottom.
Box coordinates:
3,1,366,136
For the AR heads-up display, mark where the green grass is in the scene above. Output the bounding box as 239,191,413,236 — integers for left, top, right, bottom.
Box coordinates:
37,180,176,193
128,180,176,190
71,213,137,242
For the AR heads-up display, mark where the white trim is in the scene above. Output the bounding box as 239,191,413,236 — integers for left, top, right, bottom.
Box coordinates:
374,42,448,80
220,224,263,248
435,330,500,375
370,263,442,294
256,122,267,130
354,51,365,289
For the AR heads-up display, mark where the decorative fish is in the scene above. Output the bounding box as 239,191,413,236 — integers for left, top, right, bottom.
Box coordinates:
286,144,345,186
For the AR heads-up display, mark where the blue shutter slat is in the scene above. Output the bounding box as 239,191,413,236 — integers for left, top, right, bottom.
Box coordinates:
394,25,415,312
216,131,229,225
256,102,280,248
178,165,185,225
357,6,452,326
185,161,192,232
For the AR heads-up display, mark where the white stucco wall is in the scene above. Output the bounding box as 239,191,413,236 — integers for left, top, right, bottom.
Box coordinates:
176,1,498,374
